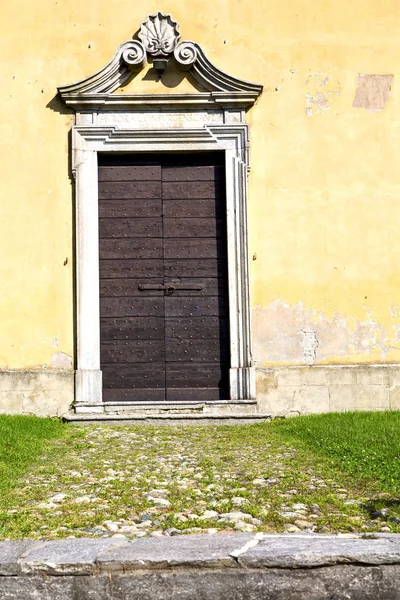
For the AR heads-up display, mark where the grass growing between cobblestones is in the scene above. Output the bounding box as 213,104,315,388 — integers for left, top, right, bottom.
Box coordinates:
0,413,399,540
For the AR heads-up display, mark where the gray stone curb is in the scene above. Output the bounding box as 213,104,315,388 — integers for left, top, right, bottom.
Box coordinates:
2,533,400,599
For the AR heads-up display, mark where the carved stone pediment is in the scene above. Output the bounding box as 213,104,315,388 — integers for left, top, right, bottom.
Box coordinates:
58,12,262,110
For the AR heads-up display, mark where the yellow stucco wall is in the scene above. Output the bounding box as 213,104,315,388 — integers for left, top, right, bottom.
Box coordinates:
1,0,400,370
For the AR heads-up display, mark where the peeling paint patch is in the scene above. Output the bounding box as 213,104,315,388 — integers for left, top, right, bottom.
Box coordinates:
51,351,72,369
300,330,319,365
353,74,393,113
305,73,340,116
253,300,391,365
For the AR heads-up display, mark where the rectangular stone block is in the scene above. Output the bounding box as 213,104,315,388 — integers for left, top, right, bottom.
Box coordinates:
389,385,400,410
354,385,390,411
328,385,356,412
355,366,390,387
0,376,73,417
255,365,400,416
295,386,330,414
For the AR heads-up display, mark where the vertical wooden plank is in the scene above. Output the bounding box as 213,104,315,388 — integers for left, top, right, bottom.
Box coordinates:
162,155,230,401
99,160,166,403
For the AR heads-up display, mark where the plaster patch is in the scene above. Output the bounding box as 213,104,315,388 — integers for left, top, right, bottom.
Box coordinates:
51,351,72,369
305,73,340,116
300,330,318,365
253,300,390,365
353,74,393,113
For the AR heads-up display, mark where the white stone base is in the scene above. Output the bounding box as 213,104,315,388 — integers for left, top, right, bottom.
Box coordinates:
0,370,74,417
256,365,400,416
75,370,102,411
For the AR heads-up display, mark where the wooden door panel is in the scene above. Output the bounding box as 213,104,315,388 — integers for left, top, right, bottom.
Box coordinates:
163,181,221,199
162,278,227,297
166,317,229,340
99,181,161,199
167,388,226,401
99,159,165,403
103,389,165,402
100,260,163,279
163,218,225,238
166,363,229,388
99,239,162,260
101,317,164,340
100,278,166,298
166,339,226,362
162,166,223,181
163,199,224,219
101,297,164,318
101,340,165,364
164,259,227,278
102,363,165,388
99,218,162,239
99,166,162,181
164,239,226,260
165,296,228,317
99,199,162,219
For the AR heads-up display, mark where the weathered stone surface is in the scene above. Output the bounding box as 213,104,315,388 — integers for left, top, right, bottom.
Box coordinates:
0,541,41,575
20,538,127,575
2,535,400,599
97,533,251,570
237,534,400,568
0,370,73,417
1,566,400,600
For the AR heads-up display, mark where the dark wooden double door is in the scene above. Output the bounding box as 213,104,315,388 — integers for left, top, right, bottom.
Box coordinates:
98,153,230,403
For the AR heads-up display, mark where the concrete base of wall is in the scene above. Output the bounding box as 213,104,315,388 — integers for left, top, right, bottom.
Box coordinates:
1,533,400,599
256,364,400,416
0,370,74,417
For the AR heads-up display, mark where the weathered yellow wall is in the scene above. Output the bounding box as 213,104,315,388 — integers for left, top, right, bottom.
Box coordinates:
1,0,400,370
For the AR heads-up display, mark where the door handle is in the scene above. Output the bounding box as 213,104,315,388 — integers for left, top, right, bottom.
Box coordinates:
138,284,203,292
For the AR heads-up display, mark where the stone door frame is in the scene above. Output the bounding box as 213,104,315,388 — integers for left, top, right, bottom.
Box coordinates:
72,118,256,411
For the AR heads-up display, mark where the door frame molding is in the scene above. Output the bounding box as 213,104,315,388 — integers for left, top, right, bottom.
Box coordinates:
72,122,256,411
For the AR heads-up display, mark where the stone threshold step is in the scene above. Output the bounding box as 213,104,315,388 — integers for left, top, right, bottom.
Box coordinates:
63,412,272,426
101,400,258,414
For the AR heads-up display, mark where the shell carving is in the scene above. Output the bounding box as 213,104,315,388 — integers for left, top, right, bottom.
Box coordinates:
139,12,181,57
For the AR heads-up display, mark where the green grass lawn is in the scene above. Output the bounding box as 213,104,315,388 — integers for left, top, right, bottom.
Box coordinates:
0,411,399,539
0,415,65,496
269,411,400,495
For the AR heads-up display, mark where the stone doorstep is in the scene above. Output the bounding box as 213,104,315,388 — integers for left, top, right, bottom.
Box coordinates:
63,412,272,425
65,399,268,424
75,400,258,413
108,401,258,414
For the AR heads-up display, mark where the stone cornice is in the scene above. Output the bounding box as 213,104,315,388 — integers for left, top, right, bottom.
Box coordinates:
60,92,261,110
